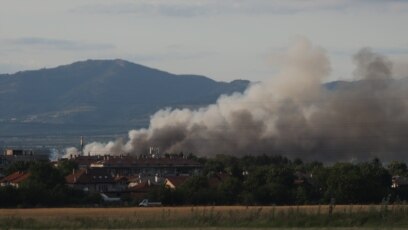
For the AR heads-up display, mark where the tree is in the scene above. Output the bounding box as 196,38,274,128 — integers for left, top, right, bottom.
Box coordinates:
387,161,408,176
57,160,78,176
25,161,65,189
359,160,391,203
203,160,225,176
266,165,295,187
325,161,391,204
266,165,295,204
0,186,20,207
325,163,364,204
179,175,222,204
153,186,184,205
218,177,242,204
5,161,35,175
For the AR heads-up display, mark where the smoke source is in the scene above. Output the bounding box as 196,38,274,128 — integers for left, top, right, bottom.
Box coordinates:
78,39,408,161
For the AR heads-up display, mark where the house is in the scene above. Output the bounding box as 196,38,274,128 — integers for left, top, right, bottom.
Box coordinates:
392,175,408,188
3,148,48,160
164,176,190,189
70,155,104,169
4,149,32,156
164,173,230,190
65,168,127,193
0,171,31,188
66,154,202,178
127,180,159,201
90,155,202,177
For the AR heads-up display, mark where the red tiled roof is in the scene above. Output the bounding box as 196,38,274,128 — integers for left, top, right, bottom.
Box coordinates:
65,168,114,184
114,176,128,182
72,156,103,166
134,158,201,166
0,171,24,182
71,155,202,168
126,176,140,182
65,169,85,184
12,173,30,184
72,155,201,167
0,171,31,184
165,176,190,188
129,180,148,189
95,156,134,167
128,181,153,193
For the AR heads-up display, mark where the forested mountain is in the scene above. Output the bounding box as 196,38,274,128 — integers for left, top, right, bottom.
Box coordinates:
0,59,249,135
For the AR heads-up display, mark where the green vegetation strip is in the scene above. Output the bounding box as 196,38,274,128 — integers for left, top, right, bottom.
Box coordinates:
1,206,408,229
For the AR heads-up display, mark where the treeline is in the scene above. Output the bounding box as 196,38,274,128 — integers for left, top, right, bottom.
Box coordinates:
0,161,99,207
150,155,408,205
2,155,408,207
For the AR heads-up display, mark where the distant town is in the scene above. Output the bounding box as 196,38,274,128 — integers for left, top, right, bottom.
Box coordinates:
0,137,205,205
1,137,408,207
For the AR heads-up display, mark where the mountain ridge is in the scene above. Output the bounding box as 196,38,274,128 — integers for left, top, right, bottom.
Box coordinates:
0,59,250,136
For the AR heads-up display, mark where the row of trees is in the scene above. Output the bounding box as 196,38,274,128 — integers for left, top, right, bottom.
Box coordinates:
150,155,408,205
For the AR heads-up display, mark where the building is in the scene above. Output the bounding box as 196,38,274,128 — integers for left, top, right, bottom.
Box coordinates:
0,148,49,173
67,154,202,178
126,180,157,200
90,155,202,177
0,171,31,188
4,149,30,156
63,153,202,197
65,168,127,193
70,155,104,169
392,175,408,188
164,176,190,189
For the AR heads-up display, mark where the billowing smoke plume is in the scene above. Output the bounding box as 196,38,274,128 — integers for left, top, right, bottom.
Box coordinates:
78,39,408,161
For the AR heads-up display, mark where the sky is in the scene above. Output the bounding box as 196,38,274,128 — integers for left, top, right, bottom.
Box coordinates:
0,0,408,82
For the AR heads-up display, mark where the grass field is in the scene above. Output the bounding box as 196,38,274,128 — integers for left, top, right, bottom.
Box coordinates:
0,205,407,229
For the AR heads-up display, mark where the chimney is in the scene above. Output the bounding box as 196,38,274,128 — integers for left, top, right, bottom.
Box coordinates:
80,136,84,155
155,174,159,183
72,169,75,175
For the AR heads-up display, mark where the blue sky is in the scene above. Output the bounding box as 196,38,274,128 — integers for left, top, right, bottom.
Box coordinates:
1,0,407,82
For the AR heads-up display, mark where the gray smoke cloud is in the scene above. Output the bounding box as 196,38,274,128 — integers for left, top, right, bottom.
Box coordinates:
79,39,408,162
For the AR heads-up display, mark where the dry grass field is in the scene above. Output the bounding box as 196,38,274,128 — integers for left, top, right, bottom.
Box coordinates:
0,205,401,219
0,205,407,229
